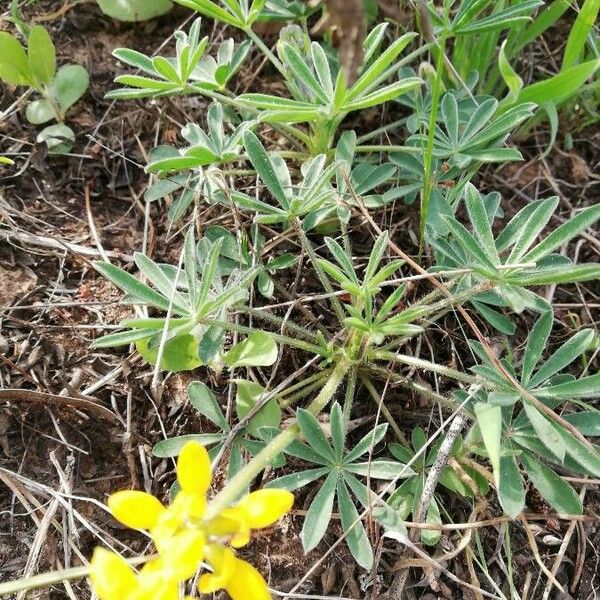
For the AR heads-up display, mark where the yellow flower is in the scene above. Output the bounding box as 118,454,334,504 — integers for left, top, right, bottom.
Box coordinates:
91,441,294,600
198,543,236,593
107,441,212,533
156,528,206,580
177,439,212,496
199,546,272,600
90,548,179,600
236,489,295,528
108,490,166,530
210,489,294,548
225,558,272,600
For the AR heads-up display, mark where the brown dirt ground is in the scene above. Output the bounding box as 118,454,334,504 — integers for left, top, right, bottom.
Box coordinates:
1,2,599,599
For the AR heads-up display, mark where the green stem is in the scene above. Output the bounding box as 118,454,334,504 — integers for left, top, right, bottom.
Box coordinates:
342,365,357,426
420,281,495,322
280,376,330,408
365,364,467,412
360,374,409,445
206,358,350,517
399,280,494,326
244,28,286,76
278,367,332,400
295,221,347,325
242,306,321,343
419,34,446,254
355,117,409,144
367,350,477,385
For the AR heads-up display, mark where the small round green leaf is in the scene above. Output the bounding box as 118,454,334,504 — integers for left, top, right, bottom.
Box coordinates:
223,331,278,367
36,124,75,154
52,64,89,111
97,0,173,21
136,334,203,372
235,379,281,437
26,99,56,125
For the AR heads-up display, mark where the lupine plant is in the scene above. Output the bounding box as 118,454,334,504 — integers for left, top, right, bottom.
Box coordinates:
2,1,599,599
0,24,89,154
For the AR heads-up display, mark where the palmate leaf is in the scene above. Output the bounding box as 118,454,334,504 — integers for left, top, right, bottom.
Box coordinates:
267,403,405,566
431,186,600,317
237,132,336,228
93,230,256,368
473,313,596,407
239,27,422,126
108,19,248,99
497,453,525,517
266,467,330,491
175,0,246,28
521,309,552,385
471,310,599,516
243,130,291,208
410,94,534,168
527,329,595,388
474,403,502,487
337,477,373,568
188,381,229,430
297,409,336,463
94,261,181,313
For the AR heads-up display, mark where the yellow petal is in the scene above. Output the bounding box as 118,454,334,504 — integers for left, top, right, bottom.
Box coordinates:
177,441,212,495
133,560,180,600
207,508,250,547
108,490,166,530
173,489,207,519
198,544,236,593
135,577,179,600
158,529,206,580
89,547,137,600
230,527,250,549
225,558,272,600
235,489,294,529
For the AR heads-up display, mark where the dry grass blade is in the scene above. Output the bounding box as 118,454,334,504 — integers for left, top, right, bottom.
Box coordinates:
0,389,118,423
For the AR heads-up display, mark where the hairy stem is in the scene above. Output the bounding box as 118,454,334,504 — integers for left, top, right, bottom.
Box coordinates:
244,28,286,76
242,306,322,343
419,34,446,253
368,350,477,384
295,221,347,324
360,375,409,445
